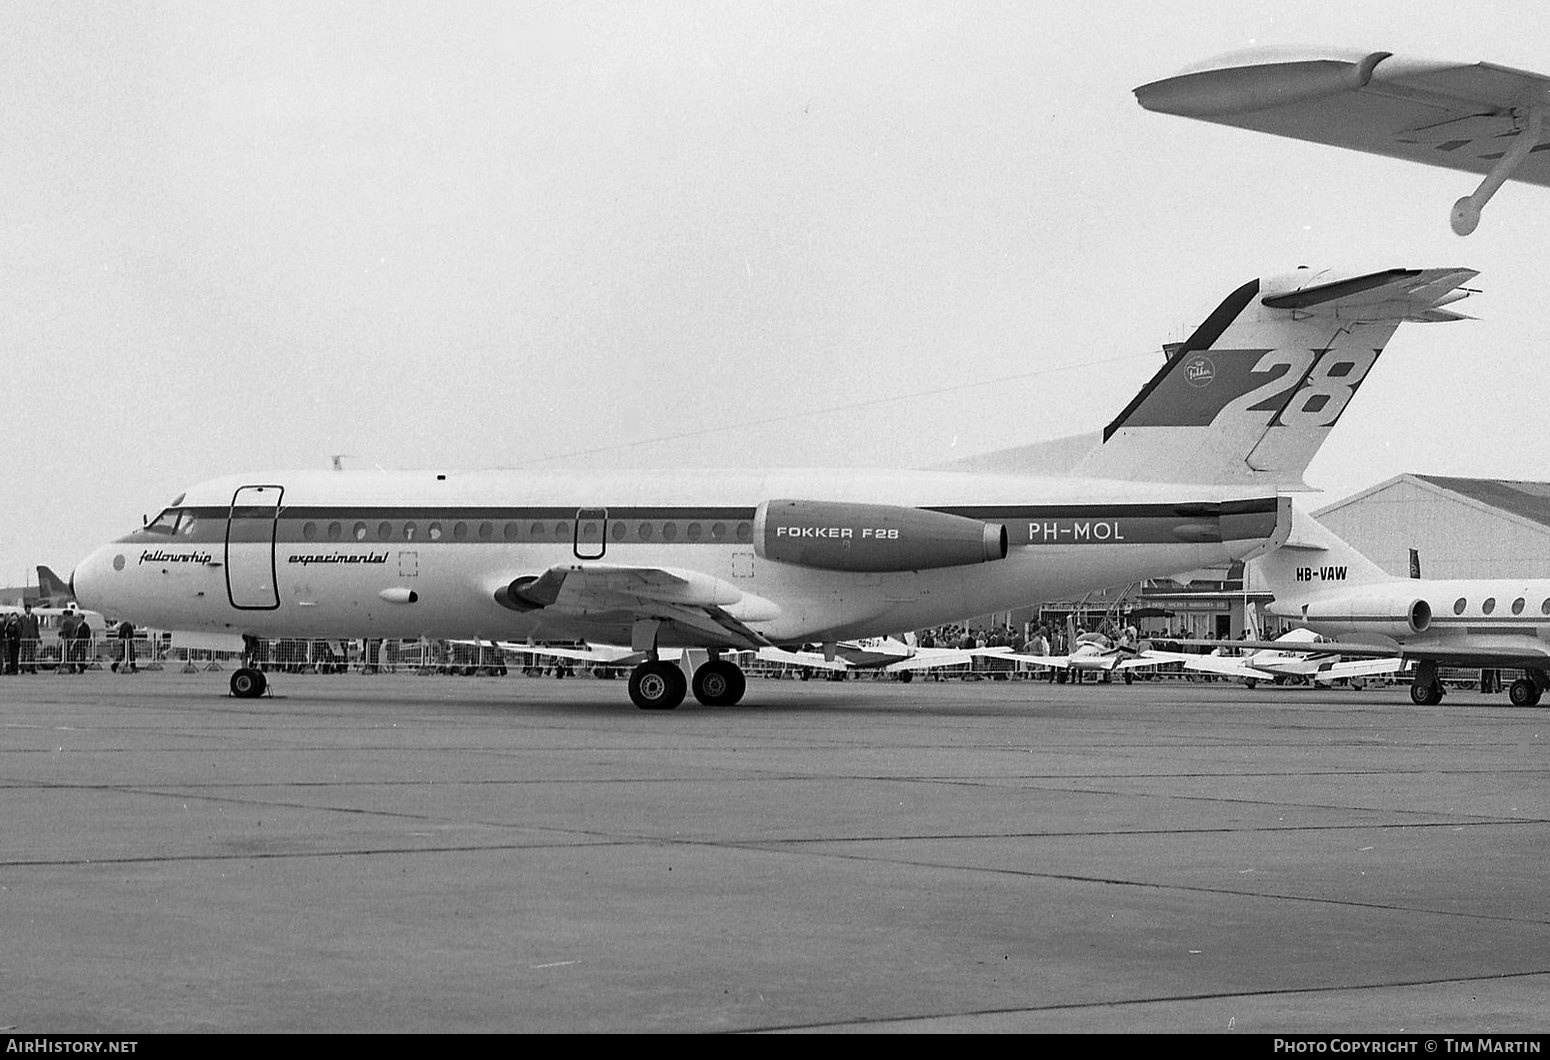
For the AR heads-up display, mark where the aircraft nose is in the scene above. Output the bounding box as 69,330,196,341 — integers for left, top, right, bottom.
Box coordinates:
71,545,118,616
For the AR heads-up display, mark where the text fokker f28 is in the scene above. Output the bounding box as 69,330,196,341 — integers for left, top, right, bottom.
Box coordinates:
72,267,1475,708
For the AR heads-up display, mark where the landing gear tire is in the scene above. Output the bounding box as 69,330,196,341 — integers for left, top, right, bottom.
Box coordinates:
691,660,746,707
1508,678,1542,707
1410,681,1444,706
1122,670,1133,685
897,670,914,683
630,661,687,710
230,667,267,699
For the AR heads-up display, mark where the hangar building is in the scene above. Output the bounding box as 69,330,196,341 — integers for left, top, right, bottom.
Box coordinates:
1301,474,1550,580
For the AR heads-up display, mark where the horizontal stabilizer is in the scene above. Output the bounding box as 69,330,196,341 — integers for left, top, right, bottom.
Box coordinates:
1260,268,1479,322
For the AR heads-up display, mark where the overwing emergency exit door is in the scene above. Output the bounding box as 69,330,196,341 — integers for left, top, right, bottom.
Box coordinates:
227,484,283,609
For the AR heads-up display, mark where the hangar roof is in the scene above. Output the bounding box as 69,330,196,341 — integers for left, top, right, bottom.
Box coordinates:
1316,473,1550,533
1412,475,1550,531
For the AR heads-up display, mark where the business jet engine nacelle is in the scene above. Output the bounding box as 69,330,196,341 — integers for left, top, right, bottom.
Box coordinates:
754,499,1007,573
1296,587,1432,640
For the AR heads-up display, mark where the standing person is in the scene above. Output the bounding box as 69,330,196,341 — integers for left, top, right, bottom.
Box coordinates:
1,612,18,674
57,608,80,673
116,618,137,673
73,613,93,672
19,604,39,673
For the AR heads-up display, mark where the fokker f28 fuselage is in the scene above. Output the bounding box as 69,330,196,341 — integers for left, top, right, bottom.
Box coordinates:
76,467,1284,649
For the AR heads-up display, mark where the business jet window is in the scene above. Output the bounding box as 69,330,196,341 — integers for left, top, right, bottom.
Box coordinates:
353,522,368,541
554,521,570,538
1542,599,1550,615
426,522,442,541
1482,597,1496,615
327,521,343,542
736,522,752,542
611,522,626,541
711,522,727,540
503,521,519,542
638,522,653,541
402,522,417,541
662,522,678,541
1454,597,1467,615
687,522,702,541
454,522,469,541
529,521,545,539
1512,597,1526,615
303,521,318,541
377,521,393,541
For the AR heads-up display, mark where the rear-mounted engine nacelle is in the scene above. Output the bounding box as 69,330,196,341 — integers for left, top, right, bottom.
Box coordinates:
754,499,1007,573
1299,589,1432,639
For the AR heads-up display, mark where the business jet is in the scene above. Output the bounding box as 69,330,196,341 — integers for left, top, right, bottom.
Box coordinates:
1135,47,1550,235
1253,513,1550,706
70,266,1475,709
1151,627,1402,688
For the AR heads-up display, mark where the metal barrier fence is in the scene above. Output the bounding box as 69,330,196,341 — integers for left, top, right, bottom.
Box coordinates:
0,634,1510,691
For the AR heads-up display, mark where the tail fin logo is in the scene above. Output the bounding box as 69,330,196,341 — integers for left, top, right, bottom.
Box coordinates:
1184,357,1216,388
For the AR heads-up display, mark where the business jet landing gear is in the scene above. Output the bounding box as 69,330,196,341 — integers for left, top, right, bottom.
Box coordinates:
1409,661,1444,706
691,659,746,707
629,660,687,710
230,667,267,699
1508,677,1544,707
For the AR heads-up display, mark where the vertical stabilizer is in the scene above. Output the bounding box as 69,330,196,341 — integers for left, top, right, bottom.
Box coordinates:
1253,511,1391,607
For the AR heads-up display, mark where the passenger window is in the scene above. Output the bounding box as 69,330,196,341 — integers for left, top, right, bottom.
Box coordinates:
662,522,678,541
1454,598,1466,615
1543,599,1550,616
554,521,570,538
711,522,726,540
503,522,519,542
638,522,654,541
611,521,626,540
428,522,443,541
736,522,752,542
378,521,393,541
1482,597,1496,615
687,522,702,541
353,522,368,541
303,521,318,541
1512,597,1525,615
530,521,544,538
327,522,342,542
403,522,417,541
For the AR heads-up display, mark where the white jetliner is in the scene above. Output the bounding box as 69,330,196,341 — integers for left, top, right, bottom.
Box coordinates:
1152,627,1403,688
70,267,1474,709
1255,514,1550,706
1135,47,1550,235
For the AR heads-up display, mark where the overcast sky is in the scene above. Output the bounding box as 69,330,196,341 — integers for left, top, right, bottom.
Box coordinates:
4,1,1549,586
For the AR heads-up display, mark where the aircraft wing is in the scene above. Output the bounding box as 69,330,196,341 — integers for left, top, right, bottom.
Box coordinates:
1145,650,1266,680
492,642,677,666
499,562,778,650
1135,48,1550,233
882,646,1014,673
1312,657,1405,684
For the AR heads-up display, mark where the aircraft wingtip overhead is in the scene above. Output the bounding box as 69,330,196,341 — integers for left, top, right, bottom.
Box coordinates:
1133,48,1392,117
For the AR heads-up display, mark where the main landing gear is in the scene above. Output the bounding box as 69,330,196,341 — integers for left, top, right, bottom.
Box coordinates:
1508,670,1547,707
230,667,268,699
1409,660,1444,706
627,657,747,710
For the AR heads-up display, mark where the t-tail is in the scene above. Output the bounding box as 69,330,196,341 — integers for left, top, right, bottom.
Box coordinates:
35,565,75,607
1072,267,1477,487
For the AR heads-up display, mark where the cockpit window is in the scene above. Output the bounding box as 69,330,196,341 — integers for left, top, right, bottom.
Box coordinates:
145,508,183,535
